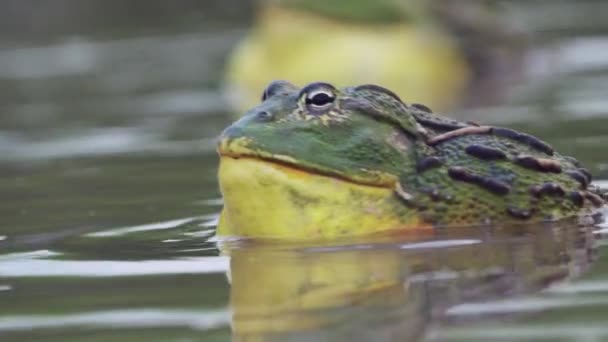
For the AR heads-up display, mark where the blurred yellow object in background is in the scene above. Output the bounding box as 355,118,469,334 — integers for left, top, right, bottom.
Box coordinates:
224,3,471,114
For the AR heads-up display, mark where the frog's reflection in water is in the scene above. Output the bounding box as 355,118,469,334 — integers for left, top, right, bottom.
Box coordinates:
221,222,597,342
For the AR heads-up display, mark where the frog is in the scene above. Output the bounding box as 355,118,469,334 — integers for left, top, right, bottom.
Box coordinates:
217,80,605,240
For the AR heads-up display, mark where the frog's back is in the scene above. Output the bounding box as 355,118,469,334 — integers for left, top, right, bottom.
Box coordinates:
398,106,604,226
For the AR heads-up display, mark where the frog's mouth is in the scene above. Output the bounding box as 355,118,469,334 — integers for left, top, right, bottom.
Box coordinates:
216,137,424,239
217,137,396,188
219,154,395,189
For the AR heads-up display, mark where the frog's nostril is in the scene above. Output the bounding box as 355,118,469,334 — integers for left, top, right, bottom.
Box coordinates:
256,111,274,121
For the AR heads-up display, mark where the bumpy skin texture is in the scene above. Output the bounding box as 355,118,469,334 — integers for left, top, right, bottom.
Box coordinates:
218,80,604,229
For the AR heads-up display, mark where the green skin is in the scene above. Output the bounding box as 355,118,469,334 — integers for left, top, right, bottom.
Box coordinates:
219,80,604,227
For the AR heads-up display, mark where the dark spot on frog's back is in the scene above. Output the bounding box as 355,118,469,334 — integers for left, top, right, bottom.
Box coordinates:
568,191,585,207
514,155,562,173
447,166,511,195
507,206,533,220
416,156,443,173
529,182,566,197
465,144,507,160
492,127,555,156
578,168,593,183
566,170,590,188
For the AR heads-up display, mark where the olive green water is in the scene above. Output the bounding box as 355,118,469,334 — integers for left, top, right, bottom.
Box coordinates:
1,1,608,341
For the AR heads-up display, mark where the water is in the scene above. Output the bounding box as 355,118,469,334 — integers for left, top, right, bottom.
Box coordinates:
1,1,608,341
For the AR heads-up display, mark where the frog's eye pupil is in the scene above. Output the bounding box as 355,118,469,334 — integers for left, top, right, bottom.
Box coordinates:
306,92,334,107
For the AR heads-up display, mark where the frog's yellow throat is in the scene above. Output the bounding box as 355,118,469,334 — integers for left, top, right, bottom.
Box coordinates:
217,156,425,240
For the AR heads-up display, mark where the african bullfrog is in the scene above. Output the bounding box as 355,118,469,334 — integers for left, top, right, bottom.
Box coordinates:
217,81,605,240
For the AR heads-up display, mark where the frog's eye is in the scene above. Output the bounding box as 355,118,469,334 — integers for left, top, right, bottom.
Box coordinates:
305,90,335,108
299,82,337,111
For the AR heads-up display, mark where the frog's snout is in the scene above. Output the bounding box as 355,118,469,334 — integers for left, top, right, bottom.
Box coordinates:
217,124,257,158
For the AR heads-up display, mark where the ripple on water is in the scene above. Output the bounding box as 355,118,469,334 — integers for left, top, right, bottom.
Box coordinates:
0,309,230,332
548,280,608,294
0,128,219,161
0,252,229,277
446,296,608,316
430,324,608,341
86,215,217,238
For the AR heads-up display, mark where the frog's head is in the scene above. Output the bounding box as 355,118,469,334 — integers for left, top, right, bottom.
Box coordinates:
217,81,428,239
218,80,425,187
